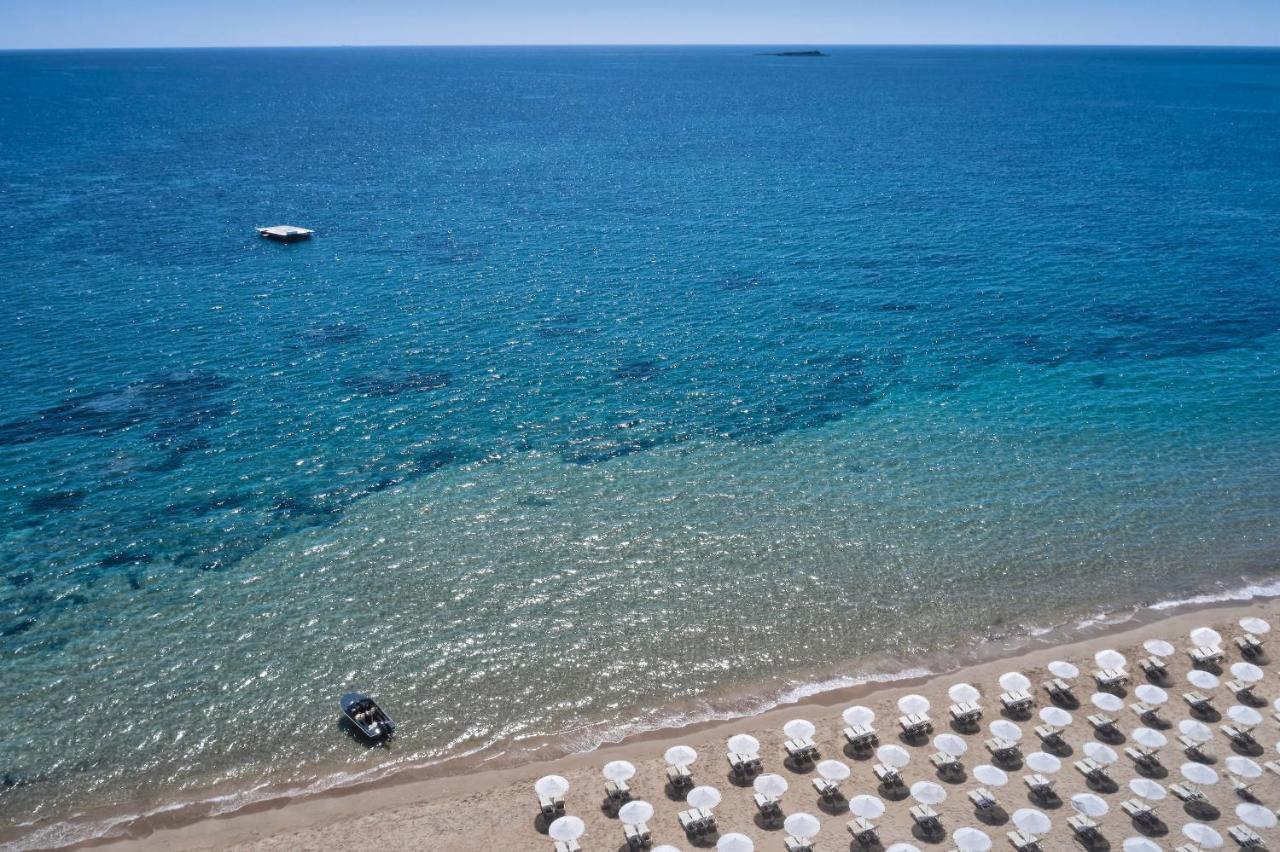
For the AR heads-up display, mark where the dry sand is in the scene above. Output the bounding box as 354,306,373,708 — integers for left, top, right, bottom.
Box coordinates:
90,598,1280,851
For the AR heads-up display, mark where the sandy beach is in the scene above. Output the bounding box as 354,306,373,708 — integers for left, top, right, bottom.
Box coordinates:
81,596,1280,852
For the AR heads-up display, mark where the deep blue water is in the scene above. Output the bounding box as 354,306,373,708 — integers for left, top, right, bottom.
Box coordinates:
1,46,1279,844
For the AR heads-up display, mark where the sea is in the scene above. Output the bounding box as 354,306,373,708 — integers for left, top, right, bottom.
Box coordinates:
1,45,1278,848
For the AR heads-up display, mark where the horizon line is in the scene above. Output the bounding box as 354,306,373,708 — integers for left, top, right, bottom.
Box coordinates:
3,41,1280,53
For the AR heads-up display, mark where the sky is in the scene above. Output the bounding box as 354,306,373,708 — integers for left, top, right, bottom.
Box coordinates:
1,0,1277,50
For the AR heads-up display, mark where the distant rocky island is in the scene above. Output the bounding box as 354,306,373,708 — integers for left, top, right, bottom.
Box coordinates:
760,50,828,57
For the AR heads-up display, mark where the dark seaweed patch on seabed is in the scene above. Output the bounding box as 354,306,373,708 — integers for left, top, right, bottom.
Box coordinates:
0,371,231,446
341,370,451,397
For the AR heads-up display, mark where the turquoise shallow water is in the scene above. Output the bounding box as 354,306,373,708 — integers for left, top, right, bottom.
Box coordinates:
1,46,1279,845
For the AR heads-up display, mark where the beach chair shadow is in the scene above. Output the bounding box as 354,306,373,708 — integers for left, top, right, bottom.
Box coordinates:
1084,776,1119,795
1032,791,1063,810
975,806,1009,827
1182,799,1221,821
910,822,945,844
1133,763,1168,780
1227,740,1264,758
878,782,910,802
1130,817,1169,838
1074,837,1112,852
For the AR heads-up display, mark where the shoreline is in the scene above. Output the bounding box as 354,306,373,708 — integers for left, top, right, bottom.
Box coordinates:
43,586,1280,851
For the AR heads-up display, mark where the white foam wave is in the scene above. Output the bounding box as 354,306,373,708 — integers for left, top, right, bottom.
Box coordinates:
1149,577,1280,611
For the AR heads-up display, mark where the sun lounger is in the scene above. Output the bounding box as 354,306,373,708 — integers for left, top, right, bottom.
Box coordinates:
1179,735,1210,759
1230,775,1255,797
1034,724,1065,749
898,713,933,738
812,776,844,803
1067,814,1101,841
665,763,694,791
1229,824,1265,848
784,835,815,852
1183,691,1215,715
1023,773,1055,799
1121,798,1158,826
784,736,820,766
605,779,632,804
726,751,762,780
1170,783,1205,803
538,793,567,820
1074,758,1112,786
1093,668,1129,690
754,792,783,824
843,723,879,752
1235,634,1264,658
873,763,905,790
1043,678,1076,705
931,751,963,775
969,787,999,812
1138,656,1168,680
678,807,716,837
1000,690,1033,715
985,737,1021,763
1007,829,1042,851
1265,760,1280,778
1188,645,1225,667
1220,724,1257,749
909,804,942,835
1130,701,1167,726
1125,747,1164,773
950,702,982,727
1225,680,1259,703
1087,713,1119,736
554,841,582,852
847,817,879,848
623,822,652,850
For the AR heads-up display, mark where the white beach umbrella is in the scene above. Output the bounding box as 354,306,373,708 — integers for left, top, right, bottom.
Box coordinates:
1084,742,1118,765
1048,660,1080,679
989,719,1022,742
934,733,968,757
1181,763,1218,786
1231,662,1264,684
1237,803,1278,829
664,745,698,767
1228,705,1263,727
910,780,947,805
949,682,981,704
602,760,636,782
686,785,721,810
1092,692,1124,713
1275,697,1280,713
973,764,1008,787
784,812,822,839
1187,670,1219,690
618,800,654,826
951,826,992,852
819,757,849,777
1133,728,1168,750
1143,639,1175,658
1123,838,1163,852
817,759,851,782
849,794,886,819
727,733,760,755
535,774,570,798
1182,822,1223,849
843,705,875,727
754,773,788,797
1095,649,1126,670
1012,808,1051,836
1071,792,1109,818
1026,752,1062,774
1239,617,1271,635
877,744,910,768
999,672,1031,693
652,846,682,852
1135,684,1169,705
1179,719,1212,743
548,816,586,842
717,833,754,852
1225,756,1262,779
784,719,816,740
1129,778,1167,801
1190,627,1223,648
1039,706,1072,727
898,694,930,715
886,845,923,852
